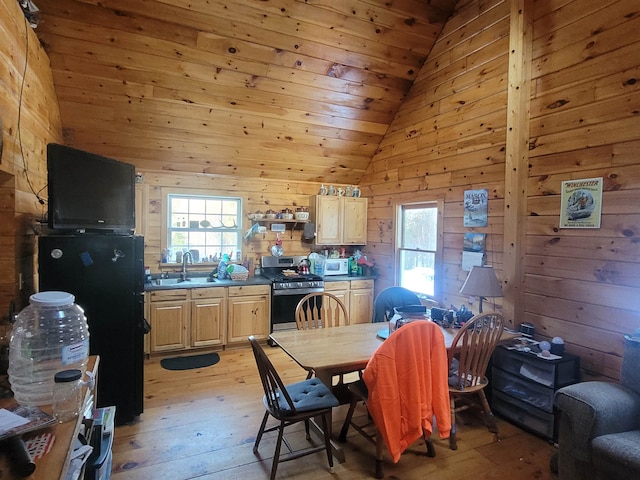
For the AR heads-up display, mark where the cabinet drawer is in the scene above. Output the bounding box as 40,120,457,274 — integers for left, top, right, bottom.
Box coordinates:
492,367,554,413
492,390,555,440
325,281,349,291
492,347,579,388
150,290,189,302
228,285,270,297
191,286,226,299
350,279,373,290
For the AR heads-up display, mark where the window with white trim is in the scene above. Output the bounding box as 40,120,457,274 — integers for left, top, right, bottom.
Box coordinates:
396,201,442,298
167,194,242,262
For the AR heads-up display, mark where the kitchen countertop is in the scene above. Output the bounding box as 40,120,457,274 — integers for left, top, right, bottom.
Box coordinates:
323,274,377,282
144,273,376,291
145,276,272,291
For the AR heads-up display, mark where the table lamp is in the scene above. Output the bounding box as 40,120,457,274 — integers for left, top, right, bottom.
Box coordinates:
459,265,503,313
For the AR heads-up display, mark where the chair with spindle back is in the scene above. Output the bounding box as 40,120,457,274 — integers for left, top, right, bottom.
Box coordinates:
295,292,349,330
249,336,338,480
338,320,451,478
294,292,355,402
447,311,504,450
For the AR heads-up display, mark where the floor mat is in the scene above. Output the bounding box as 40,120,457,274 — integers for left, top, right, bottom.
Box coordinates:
160,353,220,371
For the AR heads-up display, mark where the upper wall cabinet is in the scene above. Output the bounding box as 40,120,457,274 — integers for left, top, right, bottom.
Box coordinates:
310,195,367,245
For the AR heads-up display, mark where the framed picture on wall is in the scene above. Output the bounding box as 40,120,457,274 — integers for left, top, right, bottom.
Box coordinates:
463,232,486,252
463,189,488,227
559,177,603,228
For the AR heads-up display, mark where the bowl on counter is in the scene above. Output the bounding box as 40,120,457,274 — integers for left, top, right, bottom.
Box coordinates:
294,211,309,221
282,213,294,220
265,213,276,219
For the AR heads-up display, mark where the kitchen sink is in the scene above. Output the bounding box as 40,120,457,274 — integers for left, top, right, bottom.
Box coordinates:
154,276,216,286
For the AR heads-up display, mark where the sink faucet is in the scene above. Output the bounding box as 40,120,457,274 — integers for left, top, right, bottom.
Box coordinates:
181,251,193,280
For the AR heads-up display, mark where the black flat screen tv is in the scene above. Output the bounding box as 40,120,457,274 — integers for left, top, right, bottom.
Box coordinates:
47,143,135,233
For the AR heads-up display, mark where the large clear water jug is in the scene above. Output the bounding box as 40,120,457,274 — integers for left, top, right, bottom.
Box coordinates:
8,291,90,406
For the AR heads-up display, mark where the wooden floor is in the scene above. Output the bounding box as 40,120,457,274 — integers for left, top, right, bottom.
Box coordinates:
111,346,559,479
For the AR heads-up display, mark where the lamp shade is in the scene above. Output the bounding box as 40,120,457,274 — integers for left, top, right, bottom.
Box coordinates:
460,265,503,298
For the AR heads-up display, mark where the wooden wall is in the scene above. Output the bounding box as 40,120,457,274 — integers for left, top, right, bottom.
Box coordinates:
137,171,346,273
2,0,638,383
0,0,63,317
360,0,640,381
525,0,640,379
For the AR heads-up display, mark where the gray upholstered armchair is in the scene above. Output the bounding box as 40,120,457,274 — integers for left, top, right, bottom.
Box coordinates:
554,333,640,480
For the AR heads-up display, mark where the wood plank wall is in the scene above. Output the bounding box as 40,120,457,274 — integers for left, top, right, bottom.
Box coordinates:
526,0,640,379
2,0,638,382
0,0,63,316
360,0,640,381
137,171,347,273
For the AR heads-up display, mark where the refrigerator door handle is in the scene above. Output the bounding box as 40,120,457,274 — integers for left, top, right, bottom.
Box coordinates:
143,318,151,334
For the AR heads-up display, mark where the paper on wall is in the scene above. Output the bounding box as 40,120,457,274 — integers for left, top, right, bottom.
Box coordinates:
462,251,484,271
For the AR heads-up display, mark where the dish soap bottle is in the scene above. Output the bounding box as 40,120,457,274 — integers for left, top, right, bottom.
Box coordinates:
218,254,230,280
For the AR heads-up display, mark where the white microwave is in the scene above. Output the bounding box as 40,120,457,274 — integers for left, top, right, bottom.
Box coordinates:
323,258,349,276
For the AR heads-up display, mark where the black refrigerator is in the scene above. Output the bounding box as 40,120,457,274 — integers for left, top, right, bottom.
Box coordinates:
38,234,146,425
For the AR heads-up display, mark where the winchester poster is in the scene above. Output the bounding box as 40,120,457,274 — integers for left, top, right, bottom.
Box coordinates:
463,189,488,227
559,177,603,229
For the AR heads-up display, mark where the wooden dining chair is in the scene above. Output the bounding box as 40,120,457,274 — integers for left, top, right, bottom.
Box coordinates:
295,291,349,330
249,336,339,480
338,321,451,478
447,312,505,450
295,292,355,402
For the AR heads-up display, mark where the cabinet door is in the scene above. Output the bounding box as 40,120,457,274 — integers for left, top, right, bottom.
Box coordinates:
342,197,367,245
149,300,188,352
324,281,350,325
227,294,270,344
192,297,226,347
349,283,374,324
314,195,342,245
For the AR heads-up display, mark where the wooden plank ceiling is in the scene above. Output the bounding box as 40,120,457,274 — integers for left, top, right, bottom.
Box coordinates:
33,0,457,184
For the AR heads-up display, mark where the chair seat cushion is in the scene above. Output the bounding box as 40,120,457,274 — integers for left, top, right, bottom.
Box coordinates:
268,378,338,414
592,430,640,477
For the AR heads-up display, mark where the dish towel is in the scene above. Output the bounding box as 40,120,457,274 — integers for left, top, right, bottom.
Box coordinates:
303,222,316,240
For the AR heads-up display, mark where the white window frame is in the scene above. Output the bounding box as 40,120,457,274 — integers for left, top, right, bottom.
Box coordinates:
165,193,242,263
395,199,444,300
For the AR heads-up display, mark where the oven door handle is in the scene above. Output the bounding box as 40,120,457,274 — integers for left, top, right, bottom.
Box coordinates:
272,287,324,296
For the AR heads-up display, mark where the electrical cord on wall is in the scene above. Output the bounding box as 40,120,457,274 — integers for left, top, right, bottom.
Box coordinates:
17,13,47,211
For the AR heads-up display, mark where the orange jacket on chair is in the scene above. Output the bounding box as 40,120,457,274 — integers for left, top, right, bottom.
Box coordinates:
363,320,451,463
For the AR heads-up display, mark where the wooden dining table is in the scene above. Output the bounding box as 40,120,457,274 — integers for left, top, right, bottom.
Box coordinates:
269,321,518,462
269,322,468,389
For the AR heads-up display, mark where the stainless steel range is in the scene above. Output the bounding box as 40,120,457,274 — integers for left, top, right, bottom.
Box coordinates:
262,255,324,332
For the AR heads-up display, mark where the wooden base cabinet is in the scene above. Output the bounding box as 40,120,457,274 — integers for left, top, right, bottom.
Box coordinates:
149,287,227,353
148,290,189,353
324,279,374,324
348,279,374,324
311,195,367,245
191,287,227,348
227,285,271,345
